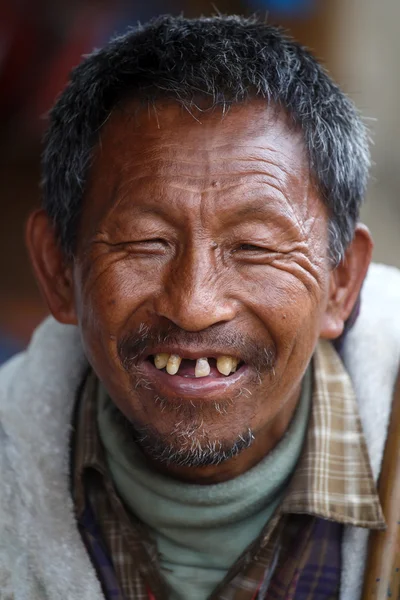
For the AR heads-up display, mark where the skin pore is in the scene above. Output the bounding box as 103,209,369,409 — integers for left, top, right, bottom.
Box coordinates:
26,99,373,484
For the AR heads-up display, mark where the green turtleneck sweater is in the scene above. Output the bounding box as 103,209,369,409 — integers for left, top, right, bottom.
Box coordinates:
97,367,311,600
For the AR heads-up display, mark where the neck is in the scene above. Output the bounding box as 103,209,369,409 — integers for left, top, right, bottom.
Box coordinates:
144,382,302,484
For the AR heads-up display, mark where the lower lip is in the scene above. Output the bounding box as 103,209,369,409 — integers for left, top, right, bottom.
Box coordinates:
140,361,251,399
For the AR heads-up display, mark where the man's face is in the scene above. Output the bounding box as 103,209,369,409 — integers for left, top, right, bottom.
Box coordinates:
70,101,332,468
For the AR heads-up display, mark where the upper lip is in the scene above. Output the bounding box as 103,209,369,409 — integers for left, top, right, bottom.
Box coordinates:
144,347,242,362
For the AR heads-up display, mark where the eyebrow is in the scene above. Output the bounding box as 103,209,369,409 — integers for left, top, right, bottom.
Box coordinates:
231,203,272,219
113,196,292,229
109,182,177,220
108,200,186,231
220,198,303,237
116,199,276,221
222,198,294,223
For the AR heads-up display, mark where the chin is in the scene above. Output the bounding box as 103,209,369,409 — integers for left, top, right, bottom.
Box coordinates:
112,398,256,468
135,425,256,468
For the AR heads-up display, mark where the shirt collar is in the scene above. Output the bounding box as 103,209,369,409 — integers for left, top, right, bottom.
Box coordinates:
281,339,385,530
73,340,385,530
72,369,108,517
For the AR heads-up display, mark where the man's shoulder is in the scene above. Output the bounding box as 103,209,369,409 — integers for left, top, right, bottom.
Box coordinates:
0,317,86,417
0,319,102,599
340,264,400,600
0,317,87,494
345,262,400,368
362,262,400,311
342,262,400,479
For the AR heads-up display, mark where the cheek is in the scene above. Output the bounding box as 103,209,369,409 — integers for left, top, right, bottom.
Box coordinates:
73,257,164,372
241,265,326,356
75,255,163,330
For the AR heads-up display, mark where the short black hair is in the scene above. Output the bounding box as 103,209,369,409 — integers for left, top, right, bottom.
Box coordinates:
42,14,370,265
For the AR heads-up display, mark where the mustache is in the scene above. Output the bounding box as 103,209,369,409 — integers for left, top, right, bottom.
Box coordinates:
117,322,277,374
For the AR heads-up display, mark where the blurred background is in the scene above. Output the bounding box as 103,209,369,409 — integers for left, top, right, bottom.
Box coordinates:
1,0,399,362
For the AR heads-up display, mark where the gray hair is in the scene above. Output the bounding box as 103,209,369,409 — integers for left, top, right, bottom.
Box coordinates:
42,14,370,265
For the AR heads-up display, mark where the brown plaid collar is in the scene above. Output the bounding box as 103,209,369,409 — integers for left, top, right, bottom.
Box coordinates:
73,339,385,530
281,340,385,529
73,368,105,516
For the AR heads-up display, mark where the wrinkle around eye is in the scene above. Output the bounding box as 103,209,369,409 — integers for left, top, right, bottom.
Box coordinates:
232,240,306,261
80,253,125,296
236,250,323,293
234,243,276,252
92,237,168,247
233,249,282,262
90,238,171,257
268,253,324,293
79,241,168,294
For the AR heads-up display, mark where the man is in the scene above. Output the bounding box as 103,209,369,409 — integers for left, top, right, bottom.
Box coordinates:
1,14,399,600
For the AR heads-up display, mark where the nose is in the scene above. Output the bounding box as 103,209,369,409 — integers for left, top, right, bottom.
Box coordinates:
154,245,238,332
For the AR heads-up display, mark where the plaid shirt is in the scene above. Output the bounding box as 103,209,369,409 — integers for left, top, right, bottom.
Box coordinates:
72,340,385,600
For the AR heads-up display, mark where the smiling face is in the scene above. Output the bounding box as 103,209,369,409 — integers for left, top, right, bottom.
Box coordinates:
73,100,330,463
27,99,372,482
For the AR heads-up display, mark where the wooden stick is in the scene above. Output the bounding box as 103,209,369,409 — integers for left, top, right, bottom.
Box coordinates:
361,366,400,599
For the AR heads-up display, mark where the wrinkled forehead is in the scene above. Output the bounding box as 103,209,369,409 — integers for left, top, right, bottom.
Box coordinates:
91,98,309,179
80,98,324,238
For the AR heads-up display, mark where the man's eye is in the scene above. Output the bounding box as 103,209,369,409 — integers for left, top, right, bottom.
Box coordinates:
138,238,166,245
237,244,266,252
130,238,169,250
126,238,167,246
106,238,169,253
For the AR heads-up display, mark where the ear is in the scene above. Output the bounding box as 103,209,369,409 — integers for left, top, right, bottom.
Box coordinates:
320,224,373,340
26,209,78,325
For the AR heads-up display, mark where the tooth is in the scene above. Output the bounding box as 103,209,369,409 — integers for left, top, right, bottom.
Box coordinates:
231,358,239,373
154,353,169,369
166,354,182,375
195,358,210,378
216,356,234,376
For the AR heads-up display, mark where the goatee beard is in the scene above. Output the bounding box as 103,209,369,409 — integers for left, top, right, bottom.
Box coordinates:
111,401,256,468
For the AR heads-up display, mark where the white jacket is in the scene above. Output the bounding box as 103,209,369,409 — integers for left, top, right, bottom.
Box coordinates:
1,263,400,600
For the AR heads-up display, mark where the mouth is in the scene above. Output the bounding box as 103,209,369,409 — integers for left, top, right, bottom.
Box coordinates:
140,351,250,399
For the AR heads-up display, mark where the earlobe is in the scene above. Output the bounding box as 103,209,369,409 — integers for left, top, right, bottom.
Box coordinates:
320,308,344,341
26,209,78,325
320,224,373,340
